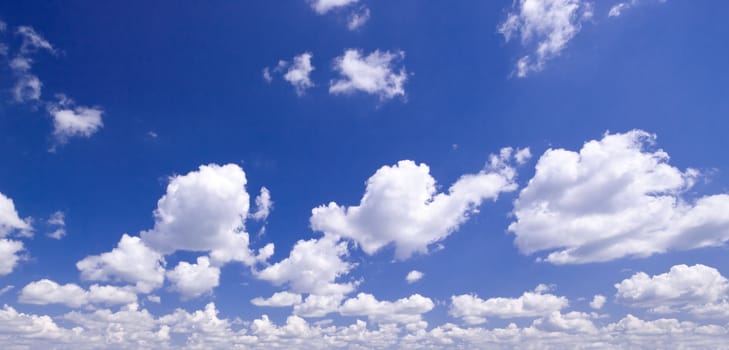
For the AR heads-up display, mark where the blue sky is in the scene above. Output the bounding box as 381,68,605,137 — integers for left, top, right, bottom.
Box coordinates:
1,0,729,348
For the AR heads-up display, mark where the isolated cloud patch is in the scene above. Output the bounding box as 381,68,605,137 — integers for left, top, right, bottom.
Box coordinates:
264,53,315,96
499,0,593,77
311,148,523,260
329,49,408,100
509,130,729,264
47,95,103,145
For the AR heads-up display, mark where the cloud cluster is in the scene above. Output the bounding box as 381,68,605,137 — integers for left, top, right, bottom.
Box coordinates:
19,279,137,308
0,192,32,276
509,130,729,264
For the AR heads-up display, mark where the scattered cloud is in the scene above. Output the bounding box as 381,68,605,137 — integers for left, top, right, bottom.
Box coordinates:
347,6,371,30
405,270,424,284
308,0,359,14
590,294,606,310
509,130,729,264
329,49,408,101
609,0,667,17
47,95,104,146
251,291,303,307
46,211,66,239
250,186,273,221
499,0,594,77
339,293,434,325
264,53,315,96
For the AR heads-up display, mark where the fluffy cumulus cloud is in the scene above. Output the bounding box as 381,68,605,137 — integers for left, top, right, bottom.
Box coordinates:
311,148,522,260
256,234,355,296
308,0,358,14
509,130,729,264
0,192,31,276
140,164,273,266
499,0,593,77
615,264,729,316
166,257,220,300
19,279,137,308
76,234,166,293
47,95,104,145
339,293,435,325
329,49,408,101
450,285,569,325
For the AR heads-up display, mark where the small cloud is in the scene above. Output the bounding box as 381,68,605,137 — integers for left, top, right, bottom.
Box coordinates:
347,6,370,30
406,270,424,284
46,211,66,240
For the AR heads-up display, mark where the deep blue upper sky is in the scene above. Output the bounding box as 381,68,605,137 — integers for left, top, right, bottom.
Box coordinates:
1,1,729,348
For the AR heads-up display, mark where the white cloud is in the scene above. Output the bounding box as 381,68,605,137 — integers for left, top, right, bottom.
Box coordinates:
615,264,729,315
405,270,424,284
166,256,220,300
499,0,593,77
19,279,137,308
450,285,568,325
311,149,521,260
329,49,408,100
609,0,666,17
0,239,24,276
347,6,370,30
140,164,272,266
12,74,42,103
531,311,597,333
262,67,273,83
16,26,56,55
0,192,31,238
509,130,729,264
47,211,66,239
251,291,303,307
294,294,345,318
47,95,104,145
256,235,355,295
250,186,273,221
283,53,315,95
590,294,606,310
76,234,166,293
339,293,435,324
308,0,359,14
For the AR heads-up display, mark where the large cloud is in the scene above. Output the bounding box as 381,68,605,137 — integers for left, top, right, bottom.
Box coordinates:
450,285,568,325
616,264,729,315
509,130,729,264
311,149,522,260
140,164,273,266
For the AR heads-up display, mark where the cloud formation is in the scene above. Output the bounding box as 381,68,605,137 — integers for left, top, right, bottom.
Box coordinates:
329,49,408,100
509,130,729,264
